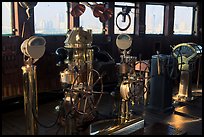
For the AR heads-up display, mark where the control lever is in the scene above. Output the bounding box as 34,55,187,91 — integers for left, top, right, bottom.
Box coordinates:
156,51,160,75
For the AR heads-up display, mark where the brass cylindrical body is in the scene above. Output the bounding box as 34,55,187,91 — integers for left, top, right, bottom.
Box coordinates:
120,63,129,74
22,65,38,135
63,27,96,134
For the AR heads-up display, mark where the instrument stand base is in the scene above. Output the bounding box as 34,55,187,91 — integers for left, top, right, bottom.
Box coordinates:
89,116,144,135
173,94,196,103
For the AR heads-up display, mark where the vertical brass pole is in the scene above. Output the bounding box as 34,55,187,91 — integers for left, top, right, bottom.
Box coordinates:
22,65,38,135
144,72,149,105
120,99,125,124
87,49,94,87
125,100,129,122
64,94,73,135
196,57,201,88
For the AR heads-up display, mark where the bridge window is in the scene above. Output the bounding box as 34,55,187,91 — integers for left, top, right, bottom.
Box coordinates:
114,2,135,34
34,2,68,35
145,4,164,34
2,2,13,35
173,6,193,35
79,2,104,34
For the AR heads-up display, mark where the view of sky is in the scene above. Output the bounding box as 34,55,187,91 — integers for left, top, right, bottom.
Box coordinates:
2,2,12,34
174,6,193,34
146,5,164,34
34,2,68,34
79,3,103,34
2,2,194,35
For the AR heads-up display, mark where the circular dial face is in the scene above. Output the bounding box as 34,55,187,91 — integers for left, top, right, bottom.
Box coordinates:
174,46,194,58
21,36,46,59
116,34,132,50
118,34,130,40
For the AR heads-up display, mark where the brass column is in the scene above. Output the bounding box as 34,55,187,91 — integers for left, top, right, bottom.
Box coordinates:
22,65,38,135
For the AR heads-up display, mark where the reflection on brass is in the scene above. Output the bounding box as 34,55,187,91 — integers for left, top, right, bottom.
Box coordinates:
22,65,38,135
115,34,147,134
144,72,149,105
172,42,202,71
60,69,75,85
20,36,46,135
90,117,144,135
120,63,129,74
62,27,104,134
167,111,202,130
176,71,193,101
64,27,92,48
172,43,202,102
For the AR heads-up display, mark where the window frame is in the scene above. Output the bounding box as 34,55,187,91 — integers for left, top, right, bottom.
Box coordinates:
33,2,69,36
114,2,136,35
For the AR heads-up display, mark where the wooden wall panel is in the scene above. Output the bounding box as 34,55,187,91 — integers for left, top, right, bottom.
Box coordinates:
2,36,24,99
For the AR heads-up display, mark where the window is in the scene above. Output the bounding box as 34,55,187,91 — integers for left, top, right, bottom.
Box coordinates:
115,2,135,7
34,2,68,35
174,6,193,35
2,2,13,35
114,2,135,34
79,2,103,34
145,4,164,34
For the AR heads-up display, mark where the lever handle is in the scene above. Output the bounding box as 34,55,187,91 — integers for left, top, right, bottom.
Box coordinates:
156,51,161,75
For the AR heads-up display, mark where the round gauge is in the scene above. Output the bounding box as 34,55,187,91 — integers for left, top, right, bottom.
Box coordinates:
174,46,193,58
21,36,46,59
172,43,197,60
116,34,132,50
173,43,195,58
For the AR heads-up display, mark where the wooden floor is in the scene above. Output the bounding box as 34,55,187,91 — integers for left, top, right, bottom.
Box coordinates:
2,86,202,135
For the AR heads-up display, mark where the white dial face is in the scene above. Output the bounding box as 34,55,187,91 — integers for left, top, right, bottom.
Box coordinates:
118,34,130,40
116,34,132,50
21,36,46,59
